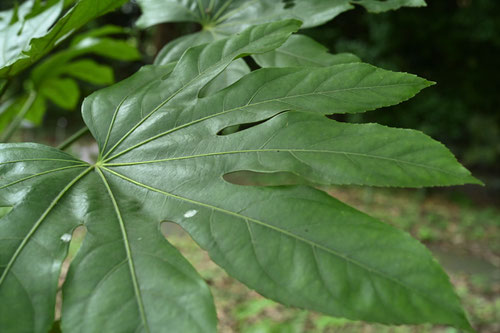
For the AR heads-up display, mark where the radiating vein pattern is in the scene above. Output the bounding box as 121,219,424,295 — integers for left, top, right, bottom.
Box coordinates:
0,18,476,333
99,63,433,163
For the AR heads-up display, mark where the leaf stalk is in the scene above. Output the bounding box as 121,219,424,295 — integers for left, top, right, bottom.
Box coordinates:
57,126,90,150
0,90,37,143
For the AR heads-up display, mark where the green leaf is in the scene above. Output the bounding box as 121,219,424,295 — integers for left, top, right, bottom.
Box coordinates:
0,93,46,133
137,0,425,30
0,20,476,332
203,112,479,187
0,79,7,95
154,31,214,65
352,0,427,13
253,35,360,67
71,37,141,61
139,0,426,67
0,1,63,77
30,36,138,86
40,78,80,110
199,58,250,97
10,27,140,129
0,0,128,77
62,59,114,85
0,96,24,133
24,95,47,125
70,24,129,45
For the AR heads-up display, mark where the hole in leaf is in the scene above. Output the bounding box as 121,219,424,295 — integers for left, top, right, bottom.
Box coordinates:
217,119,268,135
216,113,284,136
243,55,260,71
161,221,186,238
55,225,86,321
0,206,13,219
72,141,98,164
283,0,296,9
223,170,309,186
161,221,218,286
217,124,241,135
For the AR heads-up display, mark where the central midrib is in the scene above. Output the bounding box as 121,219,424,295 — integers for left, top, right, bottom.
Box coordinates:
104,148,461,179
96,167,151,333
104,80,423,163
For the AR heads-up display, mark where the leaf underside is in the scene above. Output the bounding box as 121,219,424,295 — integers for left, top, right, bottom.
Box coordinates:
0,20,477,333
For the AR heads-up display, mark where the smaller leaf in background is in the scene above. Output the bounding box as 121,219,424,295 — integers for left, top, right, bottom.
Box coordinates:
0,96,23,132
24,94,47,125
137,0,423,31
253,34,360,67
39,78,79,110
31,28,140,85
61,60,114,85
0,90,46,129
139,0,426,70
0,79,7,95
136,0,204,27
0,0,63,76
0,24,140,137
70,24,128,45
0,0,128,77
352,0,427,13
72,36,141,61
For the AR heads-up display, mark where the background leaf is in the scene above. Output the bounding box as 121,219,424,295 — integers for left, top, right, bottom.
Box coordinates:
138,0,426,68
39,78,79,110
61,60,114,85
0,23,140,137
0,0,63,76
0,0,128,77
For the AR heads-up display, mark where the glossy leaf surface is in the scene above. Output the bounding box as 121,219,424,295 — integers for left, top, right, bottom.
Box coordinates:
253,35,360,67
0,20,476,332
0,25,139,134
0,0,127,77
137,0,426,30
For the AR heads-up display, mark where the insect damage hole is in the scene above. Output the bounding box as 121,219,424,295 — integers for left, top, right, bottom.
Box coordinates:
55,225,87,321
217,113,285,136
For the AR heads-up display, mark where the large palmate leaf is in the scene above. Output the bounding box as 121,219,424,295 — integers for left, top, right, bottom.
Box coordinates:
0,0,127,77
0,20,478,332
138,0,426,65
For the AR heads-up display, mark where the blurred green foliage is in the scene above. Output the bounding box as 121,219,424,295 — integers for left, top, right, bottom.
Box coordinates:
0,25,139,134
306,0,500,170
